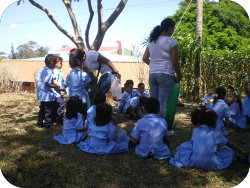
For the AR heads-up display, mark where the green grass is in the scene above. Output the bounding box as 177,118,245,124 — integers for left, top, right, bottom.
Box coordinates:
0,93,249,188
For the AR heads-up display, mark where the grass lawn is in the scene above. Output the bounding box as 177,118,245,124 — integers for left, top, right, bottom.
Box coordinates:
0,93,249,188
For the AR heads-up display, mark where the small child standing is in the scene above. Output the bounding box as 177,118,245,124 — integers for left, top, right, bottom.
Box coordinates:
36,54,59,128
227,93,247,129
53,56,66,124
170,108,247,170
66,52,92,112
77,103,129,155
243,75,250,124
130,97,171,160
53,96,86,144
118,82,140,119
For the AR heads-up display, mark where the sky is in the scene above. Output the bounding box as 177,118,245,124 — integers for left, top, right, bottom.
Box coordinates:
0,0,183,55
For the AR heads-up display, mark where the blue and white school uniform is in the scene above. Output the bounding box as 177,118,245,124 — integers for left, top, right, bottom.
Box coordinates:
130,114,171,159
208,99,230,135
66,68,91,108
77,122,129,155
53,68,65,96
169,125,234,170
228,102,247,129
243,97,250,118
53,113,85,144
118,91,139,113
84,105,96,127
133,89,149,98
36,67,55,102
204,93,214,109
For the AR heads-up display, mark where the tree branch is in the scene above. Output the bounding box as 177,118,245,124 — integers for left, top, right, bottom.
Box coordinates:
104,0,128,31
92,0,128,50
85,0,94,50
62,0,83,45
28,0,79,47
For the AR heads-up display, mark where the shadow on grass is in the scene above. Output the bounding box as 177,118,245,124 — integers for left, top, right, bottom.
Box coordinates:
0,97,249,188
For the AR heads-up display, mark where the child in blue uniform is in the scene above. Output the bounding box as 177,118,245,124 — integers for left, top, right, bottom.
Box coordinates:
243,76,250,124
66,54,92,111
207,86,230,135
227,93,246,129
203,86,215,109
118,82,140,119
170,108,247,170
84,92,106,128
130,97,171,160
53,56,66,124
133,83,149,97
53,96,86,144
77,103,129,155
36,54,59,128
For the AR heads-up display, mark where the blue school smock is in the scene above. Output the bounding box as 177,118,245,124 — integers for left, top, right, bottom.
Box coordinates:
130,114,171,159
118,91,139,113
243,97,250,117
36,67,55,102
53,113,85,144
66,68,91,105
133,89,149,98
228,102,247,129
53,68,65,97
170,125,234,170
84,105,96,127
77,122,129,155
210,99,230,135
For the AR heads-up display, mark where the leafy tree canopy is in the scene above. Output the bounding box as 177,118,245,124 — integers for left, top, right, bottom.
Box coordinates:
170,0,250,50
14,41,49,59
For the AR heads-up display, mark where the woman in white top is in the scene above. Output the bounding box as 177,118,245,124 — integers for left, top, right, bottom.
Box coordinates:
70,48,121,94
142,18,182,118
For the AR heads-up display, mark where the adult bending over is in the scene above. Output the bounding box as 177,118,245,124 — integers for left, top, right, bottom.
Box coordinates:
142,18,182,118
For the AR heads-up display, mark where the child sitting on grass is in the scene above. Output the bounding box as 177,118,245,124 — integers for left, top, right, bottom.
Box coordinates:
243,75,250,124
130,97,172,160
77,103,129,155
84,92,106,128
169,108,248,170
227,93,246,129
118,82,141,119
53,96,86,144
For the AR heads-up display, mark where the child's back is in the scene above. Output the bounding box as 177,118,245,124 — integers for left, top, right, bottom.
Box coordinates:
130,97,171,159
78,103,129,154
130,113,170,159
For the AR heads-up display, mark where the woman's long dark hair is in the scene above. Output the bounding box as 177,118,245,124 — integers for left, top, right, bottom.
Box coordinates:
94,103,112,126
69,48,85,68
149,18,175,43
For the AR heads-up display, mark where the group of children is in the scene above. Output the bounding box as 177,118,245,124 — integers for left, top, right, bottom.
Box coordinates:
36,54,249,171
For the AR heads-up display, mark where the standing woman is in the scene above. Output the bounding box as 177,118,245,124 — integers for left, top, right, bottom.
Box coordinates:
143,18,182,118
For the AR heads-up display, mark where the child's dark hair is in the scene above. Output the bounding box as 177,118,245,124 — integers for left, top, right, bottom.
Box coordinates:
125,79,134,85
95,103,112,126
45,54,57,66
149,18,175,43
65,96,83,119
227,86,235,92
234,93,243,113
93,92,106,105
213,86,226,104
144,97,160,114
191,108,217,128
69,48,85,68
124,82,131,89
138,82,145,88
56,56,63,62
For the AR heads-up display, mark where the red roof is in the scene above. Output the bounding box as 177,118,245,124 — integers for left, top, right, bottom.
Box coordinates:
51,46,118,53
